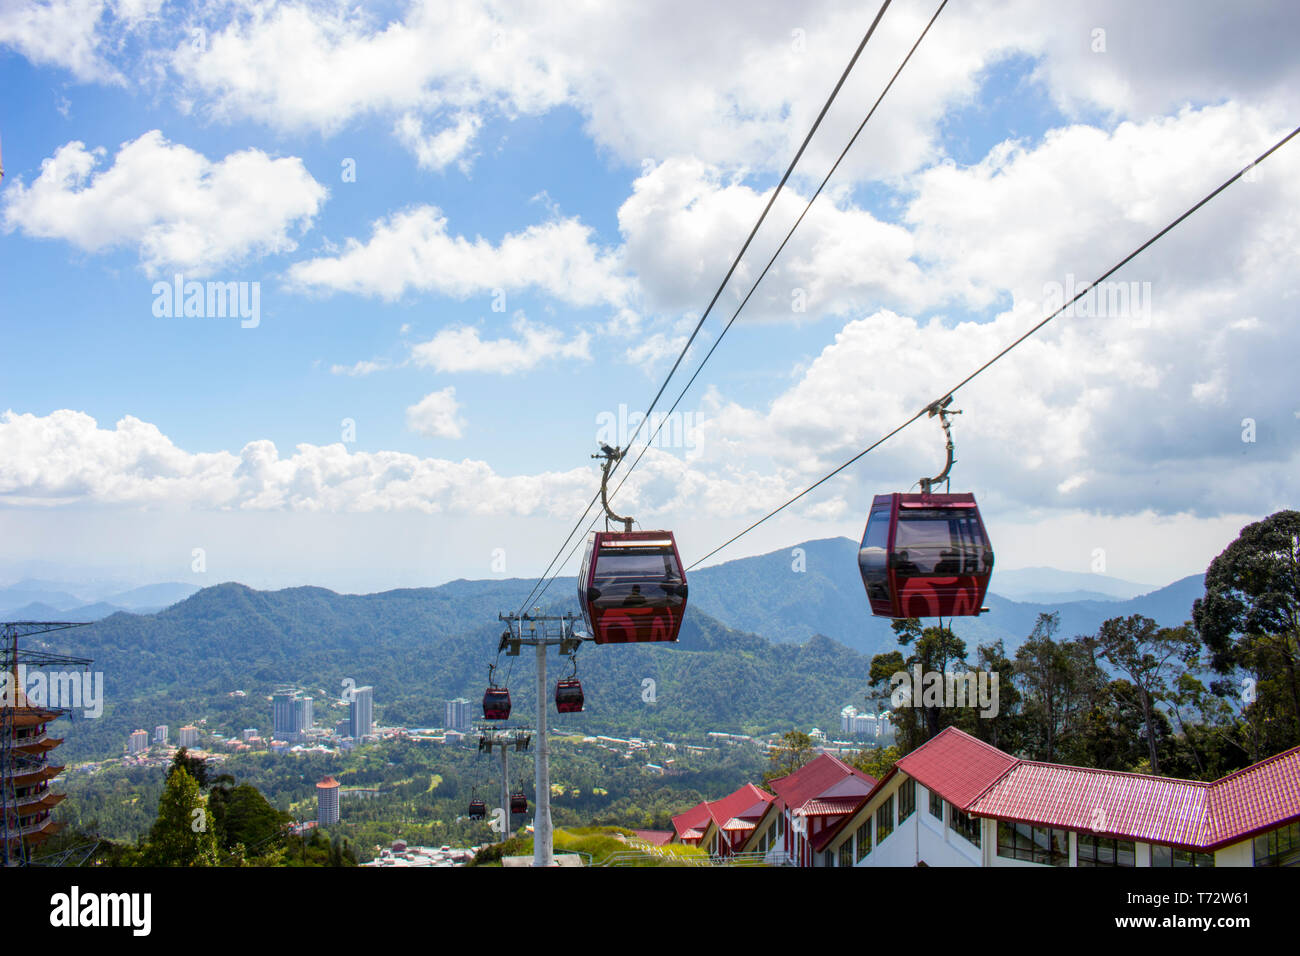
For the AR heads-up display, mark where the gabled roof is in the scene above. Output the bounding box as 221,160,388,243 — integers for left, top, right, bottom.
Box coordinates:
895,726,1018,810
705,783,775,832
769,753,876,811
671,800,711,841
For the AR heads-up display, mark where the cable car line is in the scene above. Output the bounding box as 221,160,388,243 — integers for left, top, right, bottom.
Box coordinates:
591,0,949,529
519,0,948,613
512,0,896,618
684,120,1300,573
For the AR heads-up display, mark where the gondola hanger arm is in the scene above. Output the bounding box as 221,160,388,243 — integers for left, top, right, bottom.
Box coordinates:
919,395,961,495
593,444,634,532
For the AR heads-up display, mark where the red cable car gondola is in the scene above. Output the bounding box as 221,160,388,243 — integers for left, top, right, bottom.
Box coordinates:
858,397,994,618
482,664,511,720
578,445,688,644
579,530,687,644
468,791,486,819
510,789,527,815
555,653,584,713
555,677,584,713
859,492,993,617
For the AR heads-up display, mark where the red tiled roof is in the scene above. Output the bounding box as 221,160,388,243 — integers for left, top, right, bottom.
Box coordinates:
1207,746,1300,847
671,800,711,840
970,762,1210,846
895,726,1018,810
802,795,870,816
633,829,674,846
770,753,876,811
894,727,1300,851
705,783,774,832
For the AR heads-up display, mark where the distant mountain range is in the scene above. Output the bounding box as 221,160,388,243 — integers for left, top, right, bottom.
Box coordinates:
30,539,1211,761
686,537,1203,659
0,580,200,620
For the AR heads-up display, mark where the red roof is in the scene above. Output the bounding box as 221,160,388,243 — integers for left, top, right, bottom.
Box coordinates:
802,795,869,817
770,753,876,811
671,800,711,841
895,726,1018,810
1206,746,1300,847
970,762,1210,846
891,726,1300,851
633,829,675,846
705,783,775,833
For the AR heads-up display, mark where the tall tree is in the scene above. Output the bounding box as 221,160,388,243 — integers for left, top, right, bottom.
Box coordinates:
763,730,815,785
1093,616,1198,773
1193,510,1300,752
142,767,219,867
890,617,969,743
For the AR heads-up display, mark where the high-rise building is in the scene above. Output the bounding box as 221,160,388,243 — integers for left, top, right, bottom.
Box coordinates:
154,725,168,746
272,689,296,738
294,696,313,735
273,687,315,740
446,698,470,732
178,725,199,749
317,776,341,825
349,686,374,739
128,729,149,754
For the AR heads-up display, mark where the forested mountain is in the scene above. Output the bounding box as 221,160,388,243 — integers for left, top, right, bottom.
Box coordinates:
34,539,1207,761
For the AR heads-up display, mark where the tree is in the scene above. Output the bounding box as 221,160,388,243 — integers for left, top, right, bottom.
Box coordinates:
1093,616,1198,773
846,745,900,782
1193,510,1300,751
762,731,815,785
889,618,969,745
141,767,219,867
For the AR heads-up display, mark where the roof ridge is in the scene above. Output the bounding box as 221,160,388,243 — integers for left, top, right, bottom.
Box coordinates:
1013,759,1211,787
1208,744,1300,788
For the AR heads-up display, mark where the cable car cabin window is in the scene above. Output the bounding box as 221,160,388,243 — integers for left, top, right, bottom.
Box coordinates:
590,546,685,608
892,509,991,576
859,506,892,603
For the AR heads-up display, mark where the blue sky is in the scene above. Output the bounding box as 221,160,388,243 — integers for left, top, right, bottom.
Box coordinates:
2,1,1299,593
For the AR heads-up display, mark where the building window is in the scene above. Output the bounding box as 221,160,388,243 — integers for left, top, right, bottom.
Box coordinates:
898,778,916,822
997,820,1068,866
1151,844,1214,867
1253,821,1300,867
856,820,872,862
929,790,944,821
950,807,981,847
826,850,835,867
839,840,854,868
876,795,895,843
1077,833,1135,867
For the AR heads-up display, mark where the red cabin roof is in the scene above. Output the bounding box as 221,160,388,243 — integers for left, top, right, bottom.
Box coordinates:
769,753,876,812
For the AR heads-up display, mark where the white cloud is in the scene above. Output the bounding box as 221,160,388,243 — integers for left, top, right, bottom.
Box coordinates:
405,387,465,439
394,111,482,172
1,130,327,276
0,0,121,84
618,157,924,321
287,205,630,306
330,359,391,377
411,314,590,375
0,408,598,516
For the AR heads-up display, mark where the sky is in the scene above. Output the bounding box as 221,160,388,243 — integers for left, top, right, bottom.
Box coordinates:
1,0,1298,595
